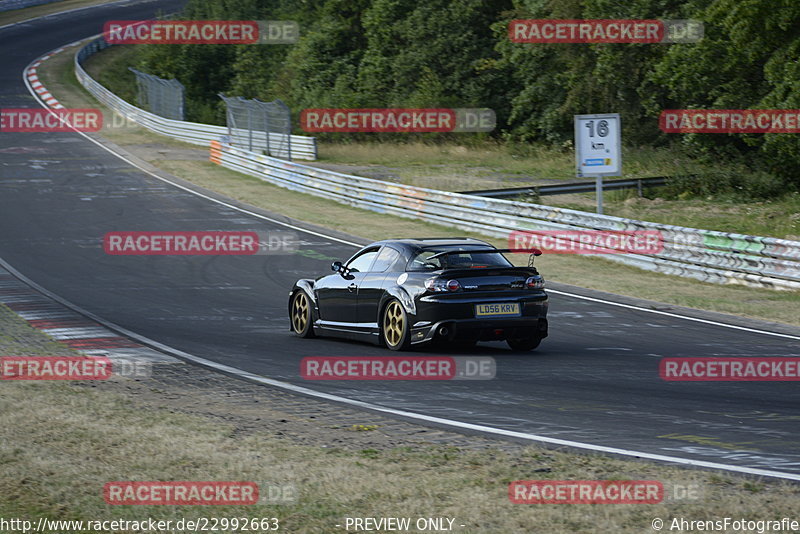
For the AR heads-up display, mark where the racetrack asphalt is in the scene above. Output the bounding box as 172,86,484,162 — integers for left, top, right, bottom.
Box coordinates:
2,0,800,479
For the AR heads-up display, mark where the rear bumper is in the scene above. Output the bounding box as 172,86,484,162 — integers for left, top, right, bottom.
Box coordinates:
412,317,549,345
411,294,549,344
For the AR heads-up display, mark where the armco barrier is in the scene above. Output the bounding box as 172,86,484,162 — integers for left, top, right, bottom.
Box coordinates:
70,34,800,290
74,36,317,160
209,139,800,291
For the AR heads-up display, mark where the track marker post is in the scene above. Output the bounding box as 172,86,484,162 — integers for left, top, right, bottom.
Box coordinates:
574,113,622,214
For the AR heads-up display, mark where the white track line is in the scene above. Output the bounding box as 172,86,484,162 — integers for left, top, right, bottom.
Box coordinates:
546,290,800,341
15,42,800,482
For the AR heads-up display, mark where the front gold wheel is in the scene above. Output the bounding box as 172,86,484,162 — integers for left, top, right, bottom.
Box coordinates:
291,291,314,338
382,300,409,350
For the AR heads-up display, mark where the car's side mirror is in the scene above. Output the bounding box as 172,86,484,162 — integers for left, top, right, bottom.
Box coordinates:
331,261,351,278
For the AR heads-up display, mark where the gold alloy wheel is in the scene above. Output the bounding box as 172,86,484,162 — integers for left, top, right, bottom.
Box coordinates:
383,301,405,347
291,292,309,334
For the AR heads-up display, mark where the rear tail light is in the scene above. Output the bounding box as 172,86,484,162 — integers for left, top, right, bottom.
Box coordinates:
425,278,462,292
525,275,545,289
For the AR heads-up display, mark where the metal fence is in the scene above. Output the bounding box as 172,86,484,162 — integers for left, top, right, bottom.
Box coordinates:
463,176,669,198
129,68,185,120
219,94,292,160
74,35,317,160
210,138,800,291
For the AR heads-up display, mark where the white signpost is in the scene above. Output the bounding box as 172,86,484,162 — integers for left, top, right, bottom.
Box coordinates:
574,113,621,214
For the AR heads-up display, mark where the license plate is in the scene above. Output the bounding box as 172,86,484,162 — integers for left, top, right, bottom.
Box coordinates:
475,303,521,317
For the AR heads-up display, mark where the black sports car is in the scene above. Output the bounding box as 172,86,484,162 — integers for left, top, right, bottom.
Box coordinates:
288,238,548,351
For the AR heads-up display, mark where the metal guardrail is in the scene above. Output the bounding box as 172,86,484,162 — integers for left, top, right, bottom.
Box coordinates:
74,36,317,160
70,35,800,291
462,176,668,198
210,139,800,291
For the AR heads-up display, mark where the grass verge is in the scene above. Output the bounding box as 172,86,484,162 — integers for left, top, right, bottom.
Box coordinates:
2,304,800,533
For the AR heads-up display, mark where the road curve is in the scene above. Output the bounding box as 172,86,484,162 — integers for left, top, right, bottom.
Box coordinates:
2,0,800,480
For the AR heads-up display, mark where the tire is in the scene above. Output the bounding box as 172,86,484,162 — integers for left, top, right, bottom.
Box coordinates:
507,337,541,351
382,299,411,351
290,291,315,338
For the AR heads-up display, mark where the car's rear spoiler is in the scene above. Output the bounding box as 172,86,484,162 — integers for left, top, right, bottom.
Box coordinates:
427,248,542,260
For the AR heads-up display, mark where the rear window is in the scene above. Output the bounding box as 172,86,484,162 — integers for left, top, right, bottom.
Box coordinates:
407,247,512,271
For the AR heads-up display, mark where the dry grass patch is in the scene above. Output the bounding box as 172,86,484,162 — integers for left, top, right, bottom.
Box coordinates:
2,371,800,532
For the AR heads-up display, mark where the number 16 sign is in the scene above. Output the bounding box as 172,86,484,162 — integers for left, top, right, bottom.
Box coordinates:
574,113,621,178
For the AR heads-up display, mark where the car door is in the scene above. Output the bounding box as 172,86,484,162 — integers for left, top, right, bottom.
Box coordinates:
356,245,403,326
315,247,379,326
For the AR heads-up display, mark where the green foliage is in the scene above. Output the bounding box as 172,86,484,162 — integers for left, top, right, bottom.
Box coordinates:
121,0,799,197
661,169,786,201
648,0,800,189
